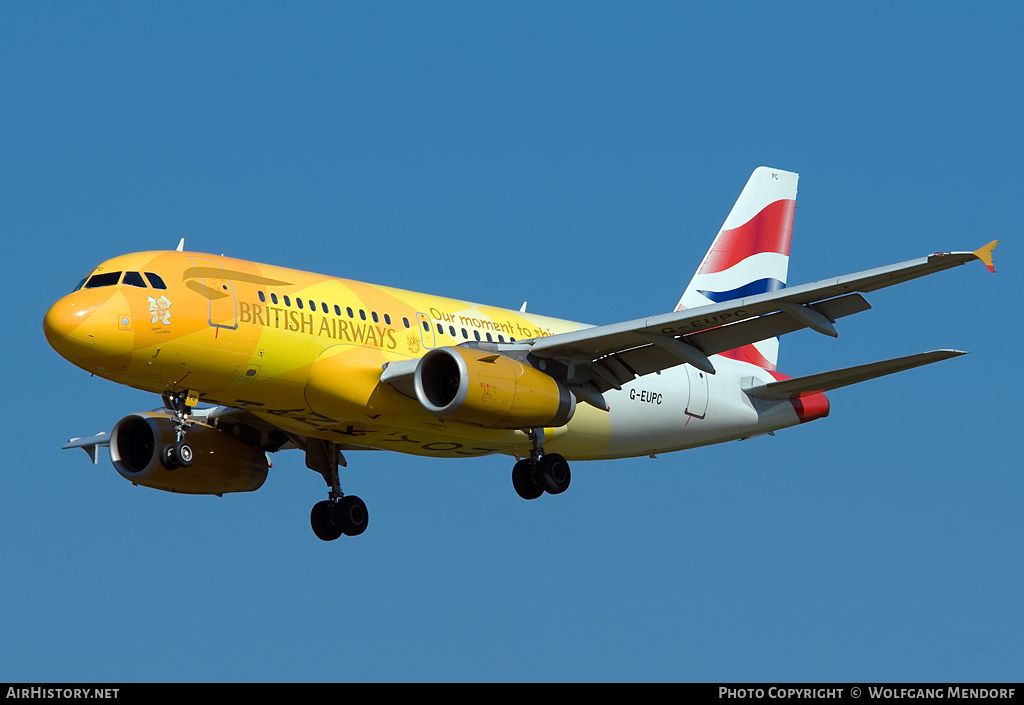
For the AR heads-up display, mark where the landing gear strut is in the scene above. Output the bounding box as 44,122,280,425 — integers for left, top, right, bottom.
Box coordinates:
160,391,196,470
306,439,368,541
511,429,571,500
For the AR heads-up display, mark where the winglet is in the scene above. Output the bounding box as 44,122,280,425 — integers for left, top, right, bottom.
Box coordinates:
973,240,998,273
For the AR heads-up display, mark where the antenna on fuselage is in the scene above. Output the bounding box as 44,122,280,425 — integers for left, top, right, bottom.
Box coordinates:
520,301,528,312
176,238,185,252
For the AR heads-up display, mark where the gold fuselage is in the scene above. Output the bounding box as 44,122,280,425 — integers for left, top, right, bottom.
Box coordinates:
43,249,614,460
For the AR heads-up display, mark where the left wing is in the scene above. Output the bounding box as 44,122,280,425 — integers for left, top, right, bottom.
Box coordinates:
519,243,996,398
61,406,378,467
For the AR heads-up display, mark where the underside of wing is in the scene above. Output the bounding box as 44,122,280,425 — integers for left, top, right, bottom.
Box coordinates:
519,244,995,400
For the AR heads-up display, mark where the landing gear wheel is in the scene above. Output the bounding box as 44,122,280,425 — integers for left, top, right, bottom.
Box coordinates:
310,500,343,542
160,444,180,470
172,440,194,468
538,453,571,495
512,459,544,500
336,495,368,536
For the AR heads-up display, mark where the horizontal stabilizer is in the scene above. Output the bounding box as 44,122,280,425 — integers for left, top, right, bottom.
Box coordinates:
743,349,967,400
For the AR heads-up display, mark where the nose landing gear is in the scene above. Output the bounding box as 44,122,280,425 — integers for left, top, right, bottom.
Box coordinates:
159,391,197,470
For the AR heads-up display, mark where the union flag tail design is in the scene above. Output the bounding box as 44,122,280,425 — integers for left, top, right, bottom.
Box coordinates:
675,167,799,371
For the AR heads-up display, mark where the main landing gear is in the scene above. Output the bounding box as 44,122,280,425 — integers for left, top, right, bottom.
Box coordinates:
511,429,571,501
160,391,195,470
306,439,368,542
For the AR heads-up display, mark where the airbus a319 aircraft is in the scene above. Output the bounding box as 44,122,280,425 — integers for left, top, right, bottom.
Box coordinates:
43,167,997,541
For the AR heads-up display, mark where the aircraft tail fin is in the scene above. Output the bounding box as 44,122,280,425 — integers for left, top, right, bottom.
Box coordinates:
676,167,799,371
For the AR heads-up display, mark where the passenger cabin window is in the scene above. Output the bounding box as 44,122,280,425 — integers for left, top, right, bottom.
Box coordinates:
122,271,147,288
85,272,122,288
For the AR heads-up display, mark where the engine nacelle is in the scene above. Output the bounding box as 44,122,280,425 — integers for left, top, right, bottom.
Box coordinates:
109,412,268,495
414,347,575,429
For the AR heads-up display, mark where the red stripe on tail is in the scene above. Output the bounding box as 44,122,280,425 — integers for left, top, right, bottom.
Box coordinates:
700,199,795,274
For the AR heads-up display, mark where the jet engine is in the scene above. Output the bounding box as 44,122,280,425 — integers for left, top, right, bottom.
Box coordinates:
414,347,575,429
109,412,268,495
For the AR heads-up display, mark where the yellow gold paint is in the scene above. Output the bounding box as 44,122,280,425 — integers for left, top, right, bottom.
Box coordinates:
434,347,572,429
972,240,999,273
44,249,612,460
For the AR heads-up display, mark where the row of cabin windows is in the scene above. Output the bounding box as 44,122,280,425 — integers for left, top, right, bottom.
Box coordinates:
257,290,394,326
255,290,517,343
76,271,167,292
71,273,520,344
437,323,515,344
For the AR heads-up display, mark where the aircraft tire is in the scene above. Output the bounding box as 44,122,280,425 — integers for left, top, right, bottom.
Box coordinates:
512,459,544,500
336,496,369,537
538,454,571,495
160,444,179,471
173,440,194,468
311,500,343,542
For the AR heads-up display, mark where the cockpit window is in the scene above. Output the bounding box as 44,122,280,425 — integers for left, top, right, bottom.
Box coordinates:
73,276,89,292
84,272,122,288
122,271,147,288
144,272,167,290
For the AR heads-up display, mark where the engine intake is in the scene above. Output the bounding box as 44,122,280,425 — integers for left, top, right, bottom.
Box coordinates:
414,347,575,429
110,412,268,495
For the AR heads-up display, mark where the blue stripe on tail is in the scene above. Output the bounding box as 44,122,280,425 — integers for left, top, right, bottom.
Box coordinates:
697,278,785,303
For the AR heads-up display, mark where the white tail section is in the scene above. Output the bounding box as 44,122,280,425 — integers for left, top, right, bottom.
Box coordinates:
676,167,799,371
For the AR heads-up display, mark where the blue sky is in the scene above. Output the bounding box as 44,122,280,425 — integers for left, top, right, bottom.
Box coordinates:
2,2,1020,682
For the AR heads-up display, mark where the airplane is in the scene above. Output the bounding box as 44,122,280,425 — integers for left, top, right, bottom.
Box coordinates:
42,167,998,541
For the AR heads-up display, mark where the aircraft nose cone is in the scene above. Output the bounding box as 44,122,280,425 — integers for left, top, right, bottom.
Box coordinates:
43,299,72,345
43,296,96,354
